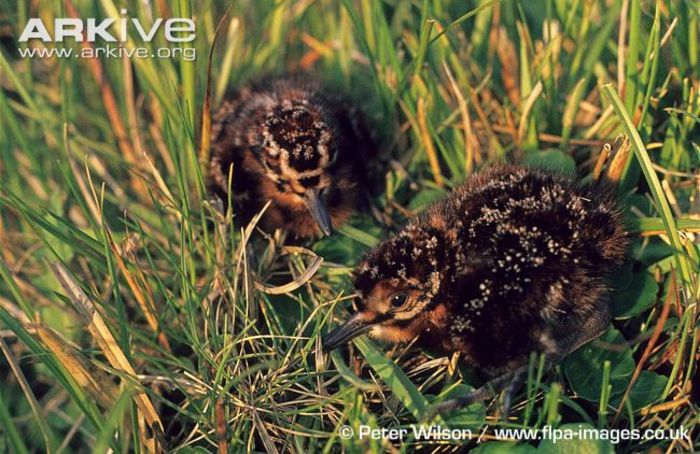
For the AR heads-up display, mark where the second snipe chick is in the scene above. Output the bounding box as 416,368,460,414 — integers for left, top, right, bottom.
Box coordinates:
209,77,375,238
324,165,629,413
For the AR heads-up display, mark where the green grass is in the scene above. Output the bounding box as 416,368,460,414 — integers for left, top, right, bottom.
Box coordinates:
0,0,699,452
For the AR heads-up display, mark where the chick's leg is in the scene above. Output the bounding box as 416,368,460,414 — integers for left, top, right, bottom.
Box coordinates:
557,302,611,356
424,366,527,419
425,303,611,419
499,303,612,416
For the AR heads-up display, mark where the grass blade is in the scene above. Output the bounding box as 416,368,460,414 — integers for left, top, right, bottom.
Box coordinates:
353,337,428,418
602,84,692,284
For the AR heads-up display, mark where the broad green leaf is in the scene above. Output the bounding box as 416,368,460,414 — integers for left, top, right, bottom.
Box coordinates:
538,423,615,454
563,328,635,401
610,271,658,319
635,239,675,266
612,371,667,411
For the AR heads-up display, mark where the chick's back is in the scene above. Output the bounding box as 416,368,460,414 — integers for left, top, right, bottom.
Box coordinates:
419,165,628,372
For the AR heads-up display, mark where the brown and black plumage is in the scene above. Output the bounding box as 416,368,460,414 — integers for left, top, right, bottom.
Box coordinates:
209,77,375,237
323,164,629,412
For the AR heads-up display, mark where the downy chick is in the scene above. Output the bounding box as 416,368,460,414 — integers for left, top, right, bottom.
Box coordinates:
323,164,628,412
209,77,375,237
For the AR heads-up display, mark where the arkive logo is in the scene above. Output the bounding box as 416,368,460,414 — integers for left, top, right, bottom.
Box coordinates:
18,9,195,43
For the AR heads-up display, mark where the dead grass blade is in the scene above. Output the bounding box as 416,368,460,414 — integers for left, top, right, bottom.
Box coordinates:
417,97,445,187
517,81,543,145
199,3,235,168
255,246,323,295
639,396,690,416
62,125,101,223
252,408,280,454
616,0,630,96
34,324,118,409
592,143,612,182
50,262,164,452
216,397,228,454
603,137,631,185
443,62,479,175
495,26,520,106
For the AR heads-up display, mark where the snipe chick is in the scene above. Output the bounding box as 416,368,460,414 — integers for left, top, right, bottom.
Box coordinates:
209,77,375,237
323,165,628,412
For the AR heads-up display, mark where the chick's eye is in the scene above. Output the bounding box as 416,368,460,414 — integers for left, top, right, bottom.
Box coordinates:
390,293,408,308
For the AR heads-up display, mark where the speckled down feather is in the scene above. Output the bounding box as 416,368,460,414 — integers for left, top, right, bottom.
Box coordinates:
353,165,628,373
